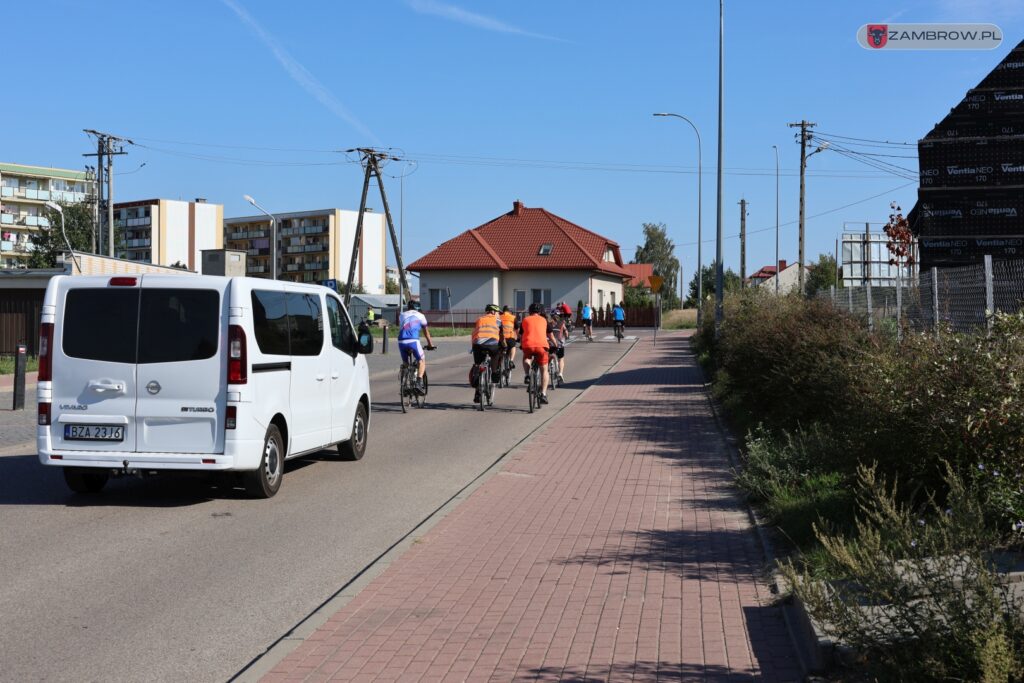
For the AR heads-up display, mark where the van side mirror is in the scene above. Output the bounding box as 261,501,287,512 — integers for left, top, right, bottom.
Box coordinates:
357,321,374,355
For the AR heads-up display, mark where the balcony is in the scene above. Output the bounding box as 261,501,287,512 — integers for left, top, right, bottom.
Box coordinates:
0,214,12,225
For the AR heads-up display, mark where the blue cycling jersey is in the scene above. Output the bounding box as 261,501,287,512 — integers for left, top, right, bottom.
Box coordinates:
613,306,625,321
582,305,592,319
398,310,428,340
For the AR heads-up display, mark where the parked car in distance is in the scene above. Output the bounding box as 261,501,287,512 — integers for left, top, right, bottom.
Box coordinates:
37,274,374,498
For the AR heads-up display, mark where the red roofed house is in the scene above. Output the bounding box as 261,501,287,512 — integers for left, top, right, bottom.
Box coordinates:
622,263,655,289
407,201,631,314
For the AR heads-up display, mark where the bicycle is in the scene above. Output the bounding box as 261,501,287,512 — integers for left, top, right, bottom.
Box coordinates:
581,320,593,341
399,345,434,413
547,347,563,390
498,345,513,388
475,358,494,411
614,321,624,343
564,315,575,336
525,358,542,413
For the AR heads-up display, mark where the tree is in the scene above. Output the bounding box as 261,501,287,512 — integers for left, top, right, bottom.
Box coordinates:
804,253,838,297
28,202,95,268
623,284,652,308
385,277,400,295
633,222,681,309
684,261,741,307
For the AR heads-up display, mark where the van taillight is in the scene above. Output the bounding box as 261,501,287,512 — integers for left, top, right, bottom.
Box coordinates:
38,402,51,426
38,323,54,382
226,405,237,430
228,325,247,384
109,277,137,286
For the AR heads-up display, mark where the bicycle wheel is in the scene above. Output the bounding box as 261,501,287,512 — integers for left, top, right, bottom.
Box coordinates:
547,357,557,392
527,365,535,413
399,367,409,413
485,367,494,406
477,366,487,411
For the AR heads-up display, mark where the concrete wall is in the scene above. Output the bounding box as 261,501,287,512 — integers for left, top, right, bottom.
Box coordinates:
335,210,386,294
418,271,498,311
163,200,190,268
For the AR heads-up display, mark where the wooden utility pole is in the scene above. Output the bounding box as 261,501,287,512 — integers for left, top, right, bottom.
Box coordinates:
738,198,747,287
344,148,412,309
787,120,816,294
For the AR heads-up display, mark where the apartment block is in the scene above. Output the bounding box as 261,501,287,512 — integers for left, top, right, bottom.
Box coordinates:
0,162,95,268
224,208,386,293
115,198,223,270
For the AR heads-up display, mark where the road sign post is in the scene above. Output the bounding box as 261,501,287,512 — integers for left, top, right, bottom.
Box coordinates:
648,276,664,347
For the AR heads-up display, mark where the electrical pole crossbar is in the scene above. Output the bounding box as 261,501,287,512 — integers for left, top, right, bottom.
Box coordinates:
83,129,132,257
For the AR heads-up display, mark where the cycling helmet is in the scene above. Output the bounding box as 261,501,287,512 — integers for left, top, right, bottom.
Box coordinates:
528,303,543,314
502,305,510,313
407,300,421,311
485,304,500,313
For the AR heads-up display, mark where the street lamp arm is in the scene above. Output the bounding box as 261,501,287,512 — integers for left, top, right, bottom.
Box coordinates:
243,194,278,280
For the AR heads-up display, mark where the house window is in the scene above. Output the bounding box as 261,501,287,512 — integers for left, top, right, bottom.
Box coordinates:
597,289,604,310
429,288,450,311
604,247,614,262
514,289,527,313
538,244,553,256
531,289,551,307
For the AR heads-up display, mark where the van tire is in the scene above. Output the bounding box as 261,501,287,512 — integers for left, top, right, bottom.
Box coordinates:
63,467,109,494
245,425,284,498
338,403,368,462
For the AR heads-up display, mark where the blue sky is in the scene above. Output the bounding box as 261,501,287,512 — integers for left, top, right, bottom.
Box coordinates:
4,0,1023,285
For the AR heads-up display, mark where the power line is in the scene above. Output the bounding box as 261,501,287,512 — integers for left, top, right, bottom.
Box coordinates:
677,181,916,247
812,131,916,146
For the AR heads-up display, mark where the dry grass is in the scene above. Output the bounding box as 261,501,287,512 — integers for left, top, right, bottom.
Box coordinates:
662,308,698,329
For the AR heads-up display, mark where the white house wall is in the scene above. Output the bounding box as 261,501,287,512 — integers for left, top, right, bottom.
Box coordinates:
500,271,591,311
589,273,625,312
194,202,221,262
419,271,498,311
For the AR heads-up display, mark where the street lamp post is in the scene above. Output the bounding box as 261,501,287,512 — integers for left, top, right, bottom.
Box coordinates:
772,145,780,295
715,0,725,335
653,112,702,326
43,200,81,272
243,194,277,280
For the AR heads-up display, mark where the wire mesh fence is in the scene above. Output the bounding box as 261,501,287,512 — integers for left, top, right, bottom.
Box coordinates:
815,256,1024,335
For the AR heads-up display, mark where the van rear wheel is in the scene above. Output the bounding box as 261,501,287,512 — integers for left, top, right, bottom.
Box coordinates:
63,467,109,494
245,425,284,498
338,403,368,461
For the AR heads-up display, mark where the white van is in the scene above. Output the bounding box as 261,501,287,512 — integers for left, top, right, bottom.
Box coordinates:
37,274,373,498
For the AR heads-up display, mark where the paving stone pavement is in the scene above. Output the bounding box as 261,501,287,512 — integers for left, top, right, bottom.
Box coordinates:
0,386,37,453
272,332,801,681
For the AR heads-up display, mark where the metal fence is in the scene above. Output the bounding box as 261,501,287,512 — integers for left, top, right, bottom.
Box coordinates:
816,256,1024,335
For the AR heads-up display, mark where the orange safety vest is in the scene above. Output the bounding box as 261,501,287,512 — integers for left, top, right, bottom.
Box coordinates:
472,314,501,343
500,312,517,337
520,314,549,348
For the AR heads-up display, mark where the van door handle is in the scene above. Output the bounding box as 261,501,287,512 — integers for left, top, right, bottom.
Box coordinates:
88,381,125,393
315,374,326,382
331,372,339,380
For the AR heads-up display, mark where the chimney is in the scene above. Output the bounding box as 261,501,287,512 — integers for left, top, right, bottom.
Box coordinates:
513,200,524,216
195,197,207,204
778,259,787,271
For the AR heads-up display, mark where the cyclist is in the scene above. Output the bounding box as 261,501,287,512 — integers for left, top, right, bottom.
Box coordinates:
398,301,435,394
521,303,557,405
613,301,626,336
557,300,573,328
580,301,593,338
500,305,518,369
548,311,568,382
471,304,505,402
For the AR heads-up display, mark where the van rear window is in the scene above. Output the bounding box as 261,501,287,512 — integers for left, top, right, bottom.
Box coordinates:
138,290,219,363
62,288,219,364
63,289,139,364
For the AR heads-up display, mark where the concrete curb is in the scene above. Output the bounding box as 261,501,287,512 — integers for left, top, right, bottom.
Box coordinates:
687,336,820,678
230,338,638,682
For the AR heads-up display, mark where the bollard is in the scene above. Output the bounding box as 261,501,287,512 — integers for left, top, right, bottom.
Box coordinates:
12,343,26,410
382,322,389,355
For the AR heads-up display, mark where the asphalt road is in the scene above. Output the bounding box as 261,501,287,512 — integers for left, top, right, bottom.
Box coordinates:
0,333,638,683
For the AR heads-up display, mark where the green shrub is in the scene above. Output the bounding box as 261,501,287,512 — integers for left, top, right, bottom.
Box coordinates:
782,464,1024,682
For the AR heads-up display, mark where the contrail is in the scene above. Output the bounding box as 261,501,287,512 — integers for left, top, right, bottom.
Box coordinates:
220,0,379,143
406,0,567,42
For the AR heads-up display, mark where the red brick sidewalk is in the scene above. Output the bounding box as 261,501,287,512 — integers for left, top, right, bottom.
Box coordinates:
263,332,801,682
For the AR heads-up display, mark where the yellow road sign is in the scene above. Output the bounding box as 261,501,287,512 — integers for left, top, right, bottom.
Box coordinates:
648,275,664,293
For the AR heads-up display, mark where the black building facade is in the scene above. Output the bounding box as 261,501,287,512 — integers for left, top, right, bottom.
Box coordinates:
912,39,1024,269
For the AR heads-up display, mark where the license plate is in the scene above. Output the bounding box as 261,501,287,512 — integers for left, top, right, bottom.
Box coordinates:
64,424,125,442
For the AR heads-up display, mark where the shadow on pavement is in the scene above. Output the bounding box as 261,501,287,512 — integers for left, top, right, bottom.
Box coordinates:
524,660,751,682
0,450,326,507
